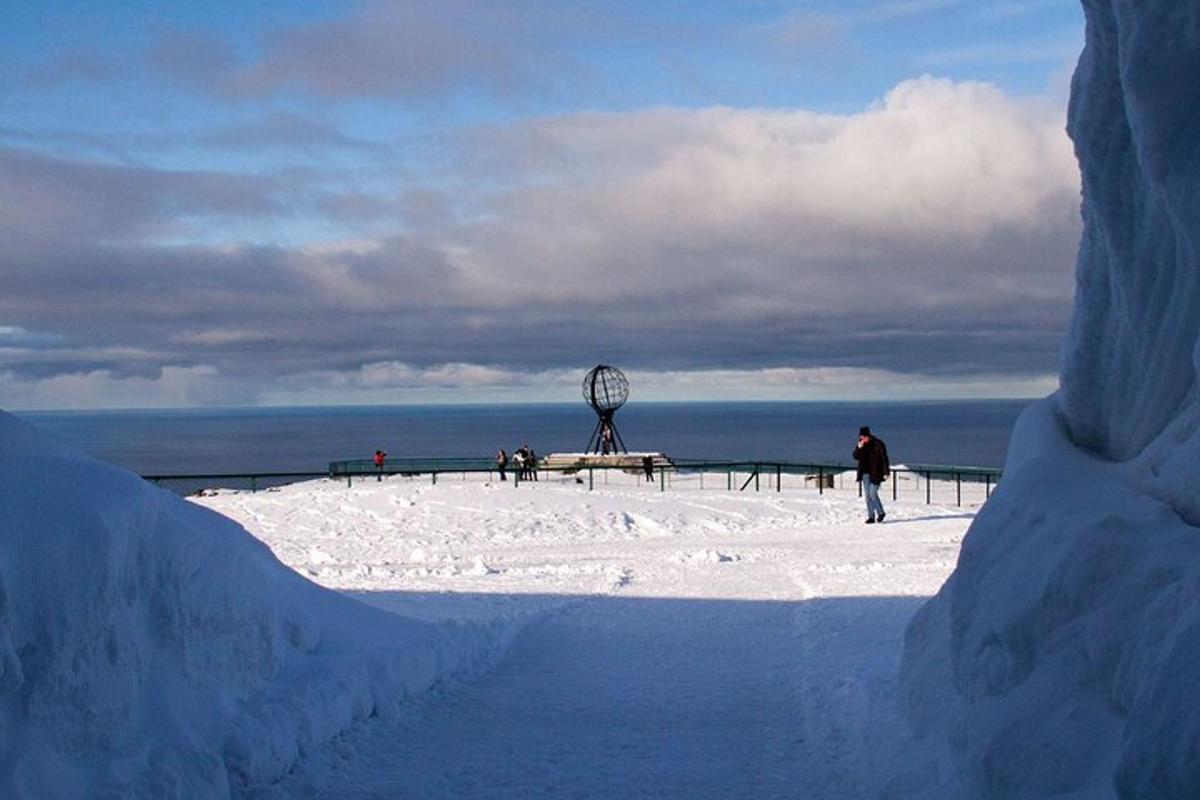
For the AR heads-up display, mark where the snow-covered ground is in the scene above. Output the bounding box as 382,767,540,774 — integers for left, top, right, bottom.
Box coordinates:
194,472,975,797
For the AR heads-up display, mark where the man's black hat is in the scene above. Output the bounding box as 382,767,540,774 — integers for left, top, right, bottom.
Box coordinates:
859,426,871,436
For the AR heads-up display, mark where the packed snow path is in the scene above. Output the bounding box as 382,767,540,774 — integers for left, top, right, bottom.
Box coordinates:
268,592,925,799
199,476,973,797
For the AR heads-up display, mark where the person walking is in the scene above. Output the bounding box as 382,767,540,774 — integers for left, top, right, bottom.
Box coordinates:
496,448,508,481
853,426,890,523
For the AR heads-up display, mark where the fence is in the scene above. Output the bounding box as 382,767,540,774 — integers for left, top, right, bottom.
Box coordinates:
145,457,1002,507
144,471,328,496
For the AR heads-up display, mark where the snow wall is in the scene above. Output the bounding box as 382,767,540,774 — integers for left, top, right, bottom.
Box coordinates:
0,411,506,797
899,2,1200,797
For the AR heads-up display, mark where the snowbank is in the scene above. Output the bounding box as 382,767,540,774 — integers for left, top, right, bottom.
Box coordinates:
899,2,1200,797
900,400,1200,797
0,410,503,797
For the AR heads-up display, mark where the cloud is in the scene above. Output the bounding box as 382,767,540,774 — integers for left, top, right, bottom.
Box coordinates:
0,76,1080,407
223,1,594,101
769,0,961,54
0,148,284,256
446,77,1079,326
200,113,395,157
0,365,235,410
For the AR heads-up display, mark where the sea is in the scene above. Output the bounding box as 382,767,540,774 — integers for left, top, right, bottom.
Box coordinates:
15,400,1031,476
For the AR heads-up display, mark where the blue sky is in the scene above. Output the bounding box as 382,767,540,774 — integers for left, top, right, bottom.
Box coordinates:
0,0,1084,408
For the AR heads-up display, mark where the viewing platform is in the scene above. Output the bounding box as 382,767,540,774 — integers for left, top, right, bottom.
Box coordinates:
537,452,674,474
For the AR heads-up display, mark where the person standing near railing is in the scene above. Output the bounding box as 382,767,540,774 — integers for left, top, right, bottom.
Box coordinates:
496,448,508,481
513,447,527,481
527,446,539,481
853,426,890,523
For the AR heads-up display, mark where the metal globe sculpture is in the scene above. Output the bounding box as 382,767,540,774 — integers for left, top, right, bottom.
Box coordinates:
582,364,629,454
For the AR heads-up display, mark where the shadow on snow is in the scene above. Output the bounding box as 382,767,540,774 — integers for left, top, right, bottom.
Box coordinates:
264,591,931,800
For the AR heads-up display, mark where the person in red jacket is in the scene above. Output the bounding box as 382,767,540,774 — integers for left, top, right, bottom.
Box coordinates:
852,426,890,523
373,449,387,473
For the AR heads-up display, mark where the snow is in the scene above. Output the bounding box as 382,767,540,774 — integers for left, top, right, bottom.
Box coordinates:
898,2,1200,797
3,399,987,797
0,411,514,797
192,472,974,798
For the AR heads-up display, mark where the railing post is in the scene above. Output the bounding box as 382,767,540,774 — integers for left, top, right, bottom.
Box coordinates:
728,469,733,491
986,474,991,498
589,467,594,491
956,472,961,506
926,471,931,504
755,465,760,492
251,476,257,493
432,470,438,486
776,464,781,492
893,472,897,501
818,466,824,495
660,466,665,492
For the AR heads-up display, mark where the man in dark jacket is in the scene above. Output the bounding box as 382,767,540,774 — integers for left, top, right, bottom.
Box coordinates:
852,426,890,523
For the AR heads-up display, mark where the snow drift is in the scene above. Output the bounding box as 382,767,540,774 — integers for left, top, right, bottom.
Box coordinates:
0,410,502,797
899,2,1200,797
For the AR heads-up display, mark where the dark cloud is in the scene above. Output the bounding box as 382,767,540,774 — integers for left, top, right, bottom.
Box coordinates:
16,48,134,90
0,78,1080,406
201,113,395,157
224,1,591,101
0,148,283,257
148,31,240,93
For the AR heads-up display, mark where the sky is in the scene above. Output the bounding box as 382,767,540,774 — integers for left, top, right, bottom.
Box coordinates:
0,0,1085,409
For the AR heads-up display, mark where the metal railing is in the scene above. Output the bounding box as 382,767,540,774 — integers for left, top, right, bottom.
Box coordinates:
144,471,329,496
143,457,1001,507
323,457,1001,506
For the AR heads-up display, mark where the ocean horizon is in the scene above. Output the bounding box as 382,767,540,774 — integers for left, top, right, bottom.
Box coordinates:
15,398,1033,475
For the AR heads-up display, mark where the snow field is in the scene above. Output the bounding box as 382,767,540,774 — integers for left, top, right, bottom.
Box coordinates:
194,471,976,797
196,471,974,606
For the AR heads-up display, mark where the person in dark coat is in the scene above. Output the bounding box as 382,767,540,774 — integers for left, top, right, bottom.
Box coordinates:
852,426,890,523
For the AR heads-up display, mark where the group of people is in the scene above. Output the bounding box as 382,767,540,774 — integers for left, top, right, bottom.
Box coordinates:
495,444,538,482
